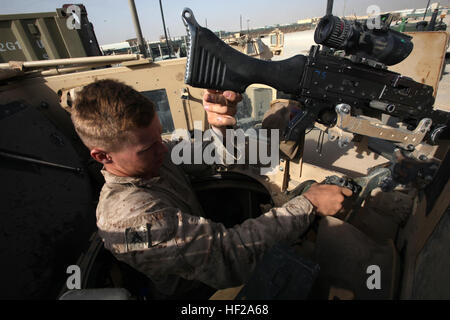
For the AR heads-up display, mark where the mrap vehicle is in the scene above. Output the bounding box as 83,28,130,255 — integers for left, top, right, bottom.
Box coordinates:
0,1,449,300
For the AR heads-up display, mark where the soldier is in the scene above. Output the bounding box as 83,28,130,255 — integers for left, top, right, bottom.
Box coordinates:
71,79,352,298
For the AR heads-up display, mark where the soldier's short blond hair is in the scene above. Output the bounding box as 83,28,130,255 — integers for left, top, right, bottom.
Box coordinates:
71,79,156,151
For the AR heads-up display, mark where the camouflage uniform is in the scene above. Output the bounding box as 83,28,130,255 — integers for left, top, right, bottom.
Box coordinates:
96,138,315,296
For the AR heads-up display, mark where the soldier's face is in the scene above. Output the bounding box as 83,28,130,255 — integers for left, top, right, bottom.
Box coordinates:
108,115,168,179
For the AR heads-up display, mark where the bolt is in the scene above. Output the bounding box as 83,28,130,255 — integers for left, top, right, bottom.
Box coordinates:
407,144,415,151
339,141,348,148
419,155,428,161
338,138,349,148
337,104,350,114
41,101,49,109
279,166,284,172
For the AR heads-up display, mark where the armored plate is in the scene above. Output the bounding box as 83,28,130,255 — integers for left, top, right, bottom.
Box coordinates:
0,102,96,298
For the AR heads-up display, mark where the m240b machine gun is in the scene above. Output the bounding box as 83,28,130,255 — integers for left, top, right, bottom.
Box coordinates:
181,8,450,153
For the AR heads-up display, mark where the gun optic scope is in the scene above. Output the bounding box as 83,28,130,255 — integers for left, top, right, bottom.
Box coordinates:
314,14,413,66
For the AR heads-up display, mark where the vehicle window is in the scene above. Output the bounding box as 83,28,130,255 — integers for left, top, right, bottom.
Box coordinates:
140,89,175,134
271,34,277,46
246,42,255,55
236,86,274,130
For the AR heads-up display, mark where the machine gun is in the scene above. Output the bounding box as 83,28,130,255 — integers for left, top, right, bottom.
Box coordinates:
181,8,450,154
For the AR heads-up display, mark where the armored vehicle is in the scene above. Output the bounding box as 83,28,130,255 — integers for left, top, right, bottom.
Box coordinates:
1,1,449,300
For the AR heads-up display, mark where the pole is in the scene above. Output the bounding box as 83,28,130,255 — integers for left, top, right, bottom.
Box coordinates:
167,27,172,41
240,15,242,31
146,40,152,59
167,27,174,56
423,0,431,20
0,54,139,70
159,0,172,58
128,0,147,57
323,0,334,51
326,0,334,15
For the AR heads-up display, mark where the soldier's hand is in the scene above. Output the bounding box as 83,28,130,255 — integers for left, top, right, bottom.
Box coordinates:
303,183,353,216
203,89,242,130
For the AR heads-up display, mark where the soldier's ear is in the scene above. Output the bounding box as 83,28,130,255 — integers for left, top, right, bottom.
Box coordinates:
90,148,112,164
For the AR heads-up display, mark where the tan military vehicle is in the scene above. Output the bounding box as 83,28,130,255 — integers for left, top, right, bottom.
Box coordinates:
267,28,284,56
1,3,449,300
224,33,275,60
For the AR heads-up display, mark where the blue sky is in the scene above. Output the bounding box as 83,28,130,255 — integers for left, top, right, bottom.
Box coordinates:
3,0,449,44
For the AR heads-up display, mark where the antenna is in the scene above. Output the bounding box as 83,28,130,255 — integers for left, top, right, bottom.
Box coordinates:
424,0,431,20
159,0,172,58
127,0,148,57
326,0,334,15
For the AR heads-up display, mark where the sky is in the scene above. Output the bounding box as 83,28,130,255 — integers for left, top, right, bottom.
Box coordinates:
2,0,450,45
